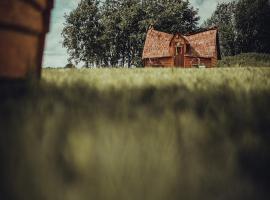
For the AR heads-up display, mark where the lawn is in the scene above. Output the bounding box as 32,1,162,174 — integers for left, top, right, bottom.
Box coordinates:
0,67,270,200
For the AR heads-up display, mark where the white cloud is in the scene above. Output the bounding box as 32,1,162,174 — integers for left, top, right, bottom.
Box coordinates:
190,0,233,22
43,0,80,67
43,0,233,67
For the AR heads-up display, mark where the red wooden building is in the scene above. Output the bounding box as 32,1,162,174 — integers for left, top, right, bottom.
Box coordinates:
142,27,221,68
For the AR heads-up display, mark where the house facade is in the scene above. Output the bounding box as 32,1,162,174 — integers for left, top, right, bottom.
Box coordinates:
142,27,221,68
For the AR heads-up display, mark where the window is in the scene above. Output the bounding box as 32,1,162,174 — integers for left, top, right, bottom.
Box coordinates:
186,44,191,54
176,46,183,55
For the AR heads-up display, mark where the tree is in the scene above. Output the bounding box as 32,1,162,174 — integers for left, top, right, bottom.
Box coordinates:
146,0,200,34
204,0,270,56
100,0,146,67
203,1,237,56
235,0,270,53
62,0,103,67
117,0,147,67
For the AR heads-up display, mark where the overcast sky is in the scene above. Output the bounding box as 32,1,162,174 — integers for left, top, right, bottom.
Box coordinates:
43,0,231,67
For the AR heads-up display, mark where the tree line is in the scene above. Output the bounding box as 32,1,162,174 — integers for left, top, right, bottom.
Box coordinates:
204,0,270,57
62,0,270,67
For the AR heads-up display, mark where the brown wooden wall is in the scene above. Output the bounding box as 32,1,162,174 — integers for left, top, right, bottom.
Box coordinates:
0,0,53,79
144,56,217,68
184,56,213,68
211,57,218,66
144,57,174,67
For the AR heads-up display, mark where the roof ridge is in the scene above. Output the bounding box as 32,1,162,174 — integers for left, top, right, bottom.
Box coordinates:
148,29,174,37
149,26,217,37
184,26,218,36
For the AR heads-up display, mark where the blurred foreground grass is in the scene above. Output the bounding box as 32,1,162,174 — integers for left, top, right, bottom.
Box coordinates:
0,68,270,200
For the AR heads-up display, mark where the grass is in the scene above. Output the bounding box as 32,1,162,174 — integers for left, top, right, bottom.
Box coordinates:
0,67,270,200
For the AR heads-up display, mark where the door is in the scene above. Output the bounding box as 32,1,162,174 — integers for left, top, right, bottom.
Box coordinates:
175,46,184,67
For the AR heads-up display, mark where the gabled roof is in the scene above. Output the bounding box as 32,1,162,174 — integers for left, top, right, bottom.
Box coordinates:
184,28,218,58
142,27,219,59
142,29,174,59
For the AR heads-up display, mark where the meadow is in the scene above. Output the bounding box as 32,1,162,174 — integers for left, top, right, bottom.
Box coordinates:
0,67,270,200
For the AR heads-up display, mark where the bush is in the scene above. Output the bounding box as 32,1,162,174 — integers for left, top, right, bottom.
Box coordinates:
218,53,270,67
65,63,76,69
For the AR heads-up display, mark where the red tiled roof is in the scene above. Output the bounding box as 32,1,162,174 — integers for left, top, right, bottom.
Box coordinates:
185,29,218,58
142,28,218,59
142,29,174,59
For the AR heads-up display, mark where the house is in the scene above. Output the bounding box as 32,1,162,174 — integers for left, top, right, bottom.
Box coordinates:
142,27,221,68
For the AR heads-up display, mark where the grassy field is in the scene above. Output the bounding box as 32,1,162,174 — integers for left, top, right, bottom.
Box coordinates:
0,67,270,200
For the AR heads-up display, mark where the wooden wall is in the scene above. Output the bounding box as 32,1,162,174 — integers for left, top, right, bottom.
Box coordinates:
144,56,216,68
184,56,213,68
144,57,174,67
0,0,53,79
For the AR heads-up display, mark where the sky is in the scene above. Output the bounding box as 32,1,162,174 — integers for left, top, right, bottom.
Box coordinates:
43,0,231,67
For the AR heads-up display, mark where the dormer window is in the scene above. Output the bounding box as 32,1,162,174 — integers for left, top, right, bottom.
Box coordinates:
176,46,183,55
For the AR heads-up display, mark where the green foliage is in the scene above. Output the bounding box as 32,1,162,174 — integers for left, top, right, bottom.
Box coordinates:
203,2,237,56
1,68,270,200
101,0,146,67
218,53,270,68
235,0,270,53
65,63,76,69
62,0,103,66
143,0,199,34
205,0,270,57
62,0,199,67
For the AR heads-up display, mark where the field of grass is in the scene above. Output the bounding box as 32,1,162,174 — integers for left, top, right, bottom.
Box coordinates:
0,67,270,200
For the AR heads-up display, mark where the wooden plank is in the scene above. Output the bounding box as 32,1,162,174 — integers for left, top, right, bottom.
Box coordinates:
21,0,54,11
0,0,44,34
0,0,53,79
0,30,39,78
34,0,53,10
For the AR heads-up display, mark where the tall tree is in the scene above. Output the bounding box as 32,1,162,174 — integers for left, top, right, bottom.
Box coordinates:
62,0,103,67
99,0,122,66
143,0,199,34
235,0,270,53
118,0,146,67
205,0,270,56
203,1,237,56
101,0,146,67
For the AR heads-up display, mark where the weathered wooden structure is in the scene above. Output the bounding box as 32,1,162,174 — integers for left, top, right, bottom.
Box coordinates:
142,27,221,68
0,0,54,79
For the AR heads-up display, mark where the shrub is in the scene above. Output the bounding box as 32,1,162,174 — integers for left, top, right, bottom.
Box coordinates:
65,63,76,69
218,53,270,67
